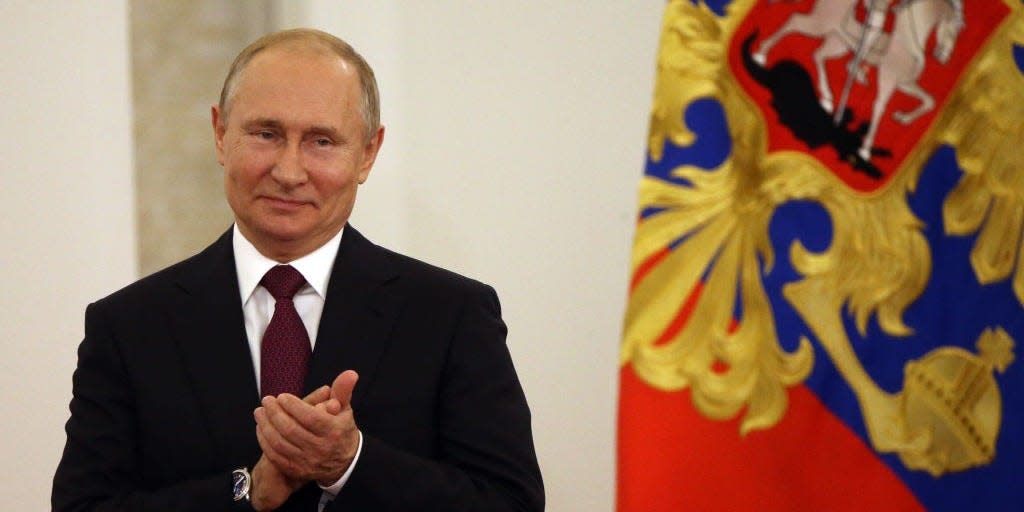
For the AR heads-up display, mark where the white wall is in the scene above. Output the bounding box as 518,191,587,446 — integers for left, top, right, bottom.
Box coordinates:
0,2,136,509
276,3,662,510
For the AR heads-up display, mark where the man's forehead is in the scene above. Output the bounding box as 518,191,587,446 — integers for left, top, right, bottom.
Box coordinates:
231,46,357,99
236,46,350,87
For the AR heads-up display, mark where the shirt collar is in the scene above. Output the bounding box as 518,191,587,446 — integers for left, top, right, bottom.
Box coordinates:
232,224,344,304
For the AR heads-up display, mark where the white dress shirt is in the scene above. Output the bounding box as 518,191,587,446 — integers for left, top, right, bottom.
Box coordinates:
232,224,362,502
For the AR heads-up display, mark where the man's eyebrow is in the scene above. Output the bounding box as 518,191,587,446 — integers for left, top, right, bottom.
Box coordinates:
308,125,343,139
240,118,283,130
238,119,343,139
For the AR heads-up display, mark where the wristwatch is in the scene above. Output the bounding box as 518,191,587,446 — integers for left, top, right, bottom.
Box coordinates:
232,467,252,503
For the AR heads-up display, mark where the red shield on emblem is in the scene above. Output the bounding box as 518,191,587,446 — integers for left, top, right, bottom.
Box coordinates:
730,0,1010,192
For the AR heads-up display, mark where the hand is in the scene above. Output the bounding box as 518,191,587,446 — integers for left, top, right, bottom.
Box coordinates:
250,455,301,511
254,371,360,486
249,385,333,510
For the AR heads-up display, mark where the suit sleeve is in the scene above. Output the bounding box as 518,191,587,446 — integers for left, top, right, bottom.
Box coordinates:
52,303,250,512
327,285,545,512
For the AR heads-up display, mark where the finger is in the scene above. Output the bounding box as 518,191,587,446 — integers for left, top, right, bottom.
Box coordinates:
324,398,342,415
330,370,359,409
276,393,338,436
255,416,305,462
258,437,302,480
303,385,331,405
262,395,322,447
314,399,342,415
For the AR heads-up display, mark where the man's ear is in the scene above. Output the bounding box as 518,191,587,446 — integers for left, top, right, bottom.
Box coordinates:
357,126,385,185
211,105,226,165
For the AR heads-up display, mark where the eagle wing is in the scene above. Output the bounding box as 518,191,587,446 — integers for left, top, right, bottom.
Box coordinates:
940,19,1024,304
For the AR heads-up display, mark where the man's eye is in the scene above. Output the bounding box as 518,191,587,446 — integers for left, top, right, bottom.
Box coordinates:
249,130,275,140
315,138,332,147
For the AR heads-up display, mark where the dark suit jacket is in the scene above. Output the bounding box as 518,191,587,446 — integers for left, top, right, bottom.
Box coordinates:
52,226,544,511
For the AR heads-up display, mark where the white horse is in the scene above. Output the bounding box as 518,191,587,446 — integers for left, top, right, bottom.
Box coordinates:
753,0,965,160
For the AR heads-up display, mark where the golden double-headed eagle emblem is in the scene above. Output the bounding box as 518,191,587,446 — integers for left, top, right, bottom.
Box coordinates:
622,0,1023,477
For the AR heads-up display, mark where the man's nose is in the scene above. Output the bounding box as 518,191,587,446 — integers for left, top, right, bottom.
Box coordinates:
270,141,308,187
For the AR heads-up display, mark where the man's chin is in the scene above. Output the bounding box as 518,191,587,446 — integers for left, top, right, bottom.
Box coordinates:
245,220,315,244
261,228,314,244
249,212,315,238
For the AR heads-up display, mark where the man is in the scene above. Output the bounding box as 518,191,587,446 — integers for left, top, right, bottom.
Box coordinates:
52,28,544,511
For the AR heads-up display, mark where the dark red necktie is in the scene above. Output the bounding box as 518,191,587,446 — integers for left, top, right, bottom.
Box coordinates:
260,265,311,398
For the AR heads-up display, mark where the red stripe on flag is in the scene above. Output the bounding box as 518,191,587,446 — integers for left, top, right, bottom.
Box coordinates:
652,280,704,347
617,365,923,511
631,247,671,292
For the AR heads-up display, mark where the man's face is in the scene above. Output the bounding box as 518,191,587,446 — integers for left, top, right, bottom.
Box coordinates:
212,45,383,261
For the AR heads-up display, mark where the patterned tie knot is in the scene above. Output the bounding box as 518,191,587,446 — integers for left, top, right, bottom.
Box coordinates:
261,265,306,300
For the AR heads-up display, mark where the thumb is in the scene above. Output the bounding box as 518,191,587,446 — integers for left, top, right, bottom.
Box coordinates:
331,370,359,409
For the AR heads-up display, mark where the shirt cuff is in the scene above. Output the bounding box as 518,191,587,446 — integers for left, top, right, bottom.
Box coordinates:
318,430,363,496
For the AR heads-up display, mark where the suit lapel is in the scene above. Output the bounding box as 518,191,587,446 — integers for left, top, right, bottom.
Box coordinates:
305,225,403,406
167,229,261,466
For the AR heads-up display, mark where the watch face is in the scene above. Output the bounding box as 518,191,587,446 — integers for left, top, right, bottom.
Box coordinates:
232,469,249,500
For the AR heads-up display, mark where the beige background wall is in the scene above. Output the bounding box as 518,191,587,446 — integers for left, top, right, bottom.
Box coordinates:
132,1,271,275
1,2,661,510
